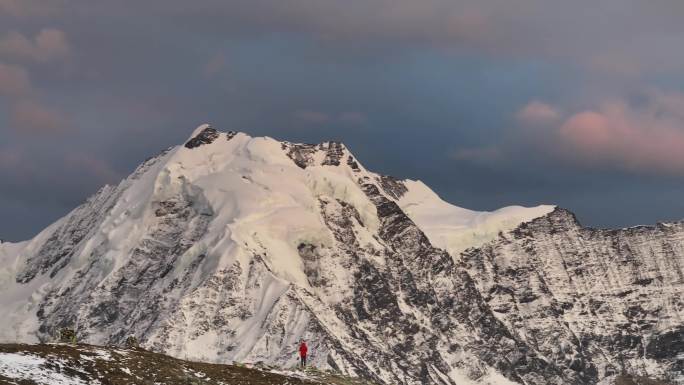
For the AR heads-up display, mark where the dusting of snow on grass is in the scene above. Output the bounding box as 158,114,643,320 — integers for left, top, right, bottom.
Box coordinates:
96,349,114,361
0,352,93,385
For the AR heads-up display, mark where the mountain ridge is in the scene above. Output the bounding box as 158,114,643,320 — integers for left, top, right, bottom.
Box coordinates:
0,125,680,385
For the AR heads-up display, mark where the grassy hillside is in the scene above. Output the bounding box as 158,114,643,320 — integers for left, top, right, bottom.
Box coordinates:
0,343,674,385
0,343,376,385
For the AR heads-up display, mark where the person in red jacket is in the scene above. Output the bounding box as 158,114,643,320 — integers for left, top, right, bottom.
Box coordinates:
298,340,308,368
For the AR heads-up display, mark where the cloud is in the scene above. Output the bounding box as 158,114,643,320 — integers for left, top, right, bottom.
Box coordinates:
458,91,684,176
491,92,684,175
10,99,70,133
5,1,684,75
0,0,63,18
449,146,502,164
0,61,31,96
0,146,120,213
517,101,561,125
557,93,684,174
3,0,684,239
0,148,21,169
85,0,684,76
293,110,368,125
142,0,491,47
293,110,331,124
0,29,70,62
203,53,226,77
339,111,367,125
64,153,122,184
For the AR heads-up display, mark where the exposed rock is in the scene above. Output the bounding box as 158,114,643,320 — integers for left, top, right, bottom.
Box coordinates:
282,141,346,168
347,156,360,172
125,336,139,348
321,141,345,166
282,142,318,169
377,175,408,200
185,126,220,149
59,328,76,343
461,207,684,382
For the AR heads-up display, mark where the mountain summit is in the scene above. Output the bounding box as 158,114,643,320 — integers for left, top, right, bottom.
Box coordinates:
0,126,680,385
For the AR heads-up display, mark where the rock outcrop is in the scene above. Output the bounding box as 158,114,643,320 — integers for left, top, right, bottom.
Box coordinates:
461,208,683,384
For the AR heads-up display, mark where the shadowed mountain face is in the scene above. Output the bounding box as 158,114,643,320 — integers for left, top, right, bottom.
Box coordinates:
0,126,680,385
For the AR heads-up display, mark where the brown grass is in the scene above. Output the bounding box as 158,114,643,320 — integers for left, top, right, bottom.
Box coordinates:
0,343,377,385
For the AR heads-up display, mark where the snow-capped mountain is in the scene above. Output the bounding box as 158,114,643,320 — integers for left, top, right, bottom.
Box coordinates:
0,126,680,385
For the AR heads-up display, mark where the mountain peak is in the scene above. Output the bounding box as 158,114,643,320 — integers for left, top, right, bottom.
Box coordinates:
189,123,213,138
281,140,348,169
183,125,351,171
0,125,590,385
185,124,239,149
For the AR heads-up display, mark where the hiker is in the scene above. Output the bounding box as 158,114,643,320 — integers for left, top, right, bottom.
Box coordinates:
299,340,308,368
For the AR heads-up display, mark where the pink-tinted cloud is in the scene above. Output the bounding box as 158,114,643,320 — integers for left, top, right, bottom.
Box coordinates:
293,110,330,124
204,53,226,77
293,110,369,126
0,62,31,97
558,95,684,174
516,101,561,125
461,93,684,175
558,111,614,153
339,111,367,125
449,146,502,164
0,29,70,62
0,147,33,186
10,100,70,133
0,148,21,170
0,0,63,18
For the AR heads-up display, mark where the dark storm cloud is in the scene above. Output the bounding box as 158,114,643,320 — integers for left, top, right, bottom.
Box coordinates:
1,0,684,241
82,0,684,73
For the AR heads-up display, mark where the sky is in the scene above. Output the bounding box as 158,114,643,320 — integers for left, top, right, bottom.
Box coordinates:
1,0,684,241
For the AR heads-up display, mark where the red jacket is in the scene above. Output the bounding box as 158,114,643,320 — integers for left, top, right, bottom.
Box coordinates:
299,342,308,357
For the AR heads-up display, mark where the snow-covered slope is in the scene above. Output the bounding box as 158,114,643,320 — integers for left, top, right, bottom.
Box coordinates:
398,180,554,257
0,125,679,385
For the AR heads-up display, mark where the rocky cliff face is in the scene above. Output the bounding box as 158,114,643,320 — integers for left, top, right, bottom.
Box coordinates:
0,126,680,385
460,208,683,384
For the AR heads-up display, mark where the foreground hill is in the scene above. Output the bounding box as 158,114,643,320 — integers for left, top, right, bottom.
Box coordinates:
0,343,376,385
0,344,671,385
0,125,680,384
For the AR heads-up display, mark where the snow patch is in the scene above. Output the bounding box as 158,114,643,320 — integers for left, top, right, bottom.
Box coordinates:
399,179,554,256
0,352,95,385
